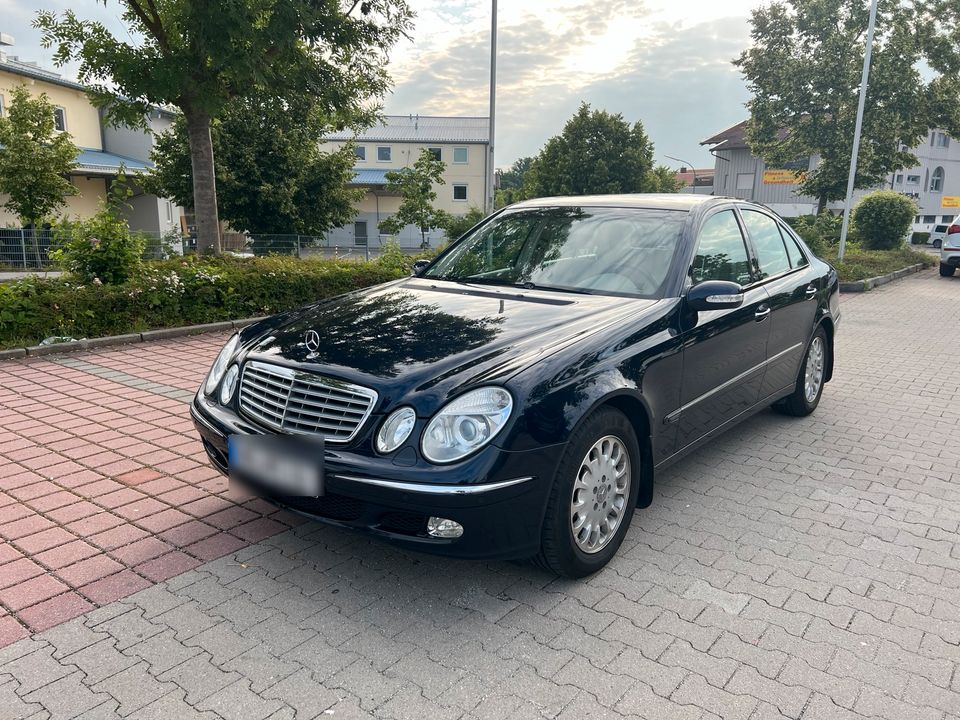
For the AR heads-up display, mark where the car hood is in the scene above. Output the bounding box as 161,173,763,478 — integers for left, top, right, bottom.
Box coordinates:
245,278,659,408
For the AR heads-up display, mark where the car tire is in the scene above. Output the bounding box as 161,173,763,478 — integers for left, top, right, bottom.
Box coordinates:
933,239,942,249
775,326,829,417
535,407,641,578
940,263,956,277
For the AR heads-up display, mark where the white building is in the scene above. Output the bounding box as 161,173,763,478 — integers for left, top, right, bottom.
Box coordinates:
322,115,490,248
702,121,960,230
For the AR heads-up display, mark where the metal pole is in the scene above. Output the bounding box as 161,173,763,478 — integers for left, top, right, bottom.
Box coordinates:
665,155,697,193
19,229,26,269
838,0,879,261
487,0,497,214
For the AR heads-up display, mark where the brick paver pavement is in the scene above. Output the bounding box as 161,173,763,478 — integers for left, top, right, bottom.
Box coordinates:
1,268,959,719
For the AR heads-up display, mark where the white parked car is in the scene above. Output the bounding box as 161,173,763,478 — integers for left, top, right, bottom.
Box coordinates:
930,224,950,249
941,224,960,277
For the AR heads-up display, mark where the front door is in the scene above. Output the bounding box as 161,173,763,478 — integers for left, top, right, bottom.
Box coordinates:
675,209,771,449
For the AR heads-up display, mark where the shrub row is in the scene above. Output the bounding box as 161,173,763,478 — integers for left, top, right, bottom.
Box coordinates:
0,254,407,349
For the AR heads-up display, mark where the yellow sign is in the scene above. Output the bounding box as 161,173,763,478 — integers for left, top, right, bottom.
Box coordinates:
763,169,802,185
942,196,960,208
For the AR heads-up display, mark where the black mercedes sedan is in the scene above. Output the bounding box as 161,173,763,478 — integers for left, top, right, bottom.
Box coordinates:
191,195,840,577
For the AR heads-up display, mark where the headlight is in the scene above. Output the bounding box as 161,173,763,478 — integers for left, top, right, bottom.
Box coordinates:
421,387,513,464
376,407,416,453
204,334,240,395
219,365,240,405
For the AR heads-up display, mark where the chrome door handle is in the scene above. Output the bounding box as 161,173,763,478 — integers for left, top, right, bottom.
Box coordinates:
755,306,771,321
805,285,817,298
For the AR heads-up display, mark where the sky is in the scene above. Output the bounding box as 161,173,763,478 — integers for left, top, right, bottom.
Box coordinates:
0,0,764,169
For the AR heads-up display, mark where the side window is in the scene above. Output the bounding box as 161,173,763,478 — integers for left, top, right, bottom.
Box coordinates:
741,210,791,278
691,210,752,285
779,224,810,267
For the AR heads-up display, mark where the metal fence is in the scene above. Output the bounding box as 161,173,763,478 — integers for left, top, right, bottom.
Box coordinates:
0,229,438,270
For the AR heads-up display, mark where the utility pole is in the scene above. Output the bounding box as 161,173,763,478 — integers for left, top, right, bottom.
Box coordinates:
838,0,879,261
487,0,497,215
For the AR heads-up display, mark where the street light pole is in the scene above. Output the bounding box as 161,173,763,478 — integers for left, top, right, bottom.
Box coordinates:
665,155,697,193
487,0,497,215
838,0,879,261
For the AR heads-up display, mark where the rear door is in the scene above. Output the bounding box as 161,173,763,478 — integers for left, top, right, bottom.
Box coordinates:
738,208,820,399
675,208,770,449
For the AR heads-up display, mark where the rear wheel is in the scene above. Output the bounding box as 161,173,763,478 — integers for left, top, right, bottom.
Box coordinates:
536,408,641,578
940,263,956,277
932,239,942,249
775,326,828,417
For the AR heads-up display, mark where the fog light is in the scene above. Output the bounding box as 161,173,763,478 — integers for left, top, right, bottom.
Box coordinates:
427,517,463,538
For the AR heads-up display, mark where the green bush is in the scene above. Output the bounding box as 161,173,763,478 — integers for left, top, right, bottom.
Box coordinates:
0,255,406,349
48,177,147,284
852,191,917,250
443,206,487,240
821,242,935,282
911,231,930,245
784,213,844,256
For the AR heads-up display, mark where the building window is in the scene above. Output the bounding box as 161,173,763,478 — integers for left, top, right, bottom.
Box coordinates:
922,215,937,224
930,166,945,192
942,215,955,224
453,184,468,201
453,147,468,164
377,146,391,162
735,173,754,191
906,174,920,185
894,174,903,184
428,147,442,162
935,132,950,148
53,107,66,132
0,94,4,117
914,215,921,224
355,146,366,161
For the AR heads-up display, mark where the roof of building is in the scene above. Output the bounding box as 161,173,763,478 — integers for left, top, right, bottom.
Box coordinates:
75,148,153,175
674,168,715,186
327,115,490,144
701,121,750,150
349,168,390,186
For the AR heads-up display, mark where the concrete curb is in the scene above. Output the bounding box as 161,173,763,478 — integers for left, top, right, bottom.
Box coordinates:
3,317,268,361
839,262,927,293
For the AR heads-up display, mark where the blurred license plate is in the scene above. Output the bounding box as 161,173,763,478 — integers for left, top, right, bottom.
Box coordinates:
227,434,323,496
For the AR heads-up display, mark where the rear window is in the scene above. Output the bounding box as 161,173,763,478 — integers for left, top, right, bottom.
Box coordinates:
935,225,949,233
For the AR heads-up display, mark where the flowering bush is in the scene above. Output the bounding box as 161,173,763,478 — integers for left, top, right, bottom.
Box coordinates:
49,178,147,284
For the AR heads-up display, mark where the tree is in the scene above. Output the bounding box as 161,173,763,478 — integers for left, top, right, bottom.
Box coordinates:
735,0,960,213
144,94,364,243
524,103,663,198
495,156,533,207
379,149,450,247
442,206,487,240
0,86,78,227
647,165,684,193
36,1,413,254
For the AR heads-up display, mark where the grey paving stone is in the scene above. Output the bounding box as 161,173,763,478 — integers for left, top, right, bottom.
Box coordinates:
0,645,72,695
126,689,220,720
90,661,172,716
42,619,110,661
122,629,202,676
155,653,239,705
195,679,284,720
0,676,46,720
21,671,111,720
67,638,138,686
261,668,341,718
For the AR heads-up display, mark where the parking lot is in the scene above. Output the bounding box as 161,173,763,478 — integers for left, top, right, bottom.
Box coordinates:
0,269,958,720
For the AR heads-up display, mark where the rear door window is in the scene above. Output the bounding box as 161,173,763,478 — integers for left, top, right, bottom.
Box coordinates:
741,209,791,278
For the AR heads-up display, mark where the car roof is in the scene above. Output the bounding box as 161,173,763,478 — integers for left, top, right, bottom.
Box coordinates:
508,193,740,212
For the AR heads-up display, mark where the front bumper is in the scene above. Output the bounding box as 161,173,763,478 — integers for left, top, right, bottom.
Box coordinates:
190,394,563,560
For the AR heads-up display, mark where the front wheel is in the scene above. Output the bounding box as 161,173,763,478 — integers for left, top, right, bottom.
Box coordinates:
940,263,956,277
775,326,829,417
536,408,641,578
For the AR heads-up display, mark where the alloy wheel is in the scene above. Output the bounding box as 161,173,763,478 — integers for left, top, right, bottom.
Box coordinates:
570,435,631,554
804,336,825,403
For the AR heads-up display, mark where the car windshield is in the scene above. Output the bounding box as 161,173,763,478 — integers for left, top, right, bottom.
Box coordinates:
424,206,686,298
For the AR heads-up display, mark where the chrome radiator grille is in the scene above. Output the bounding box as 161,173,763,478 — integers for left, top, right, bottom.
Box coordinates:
238,360,377,443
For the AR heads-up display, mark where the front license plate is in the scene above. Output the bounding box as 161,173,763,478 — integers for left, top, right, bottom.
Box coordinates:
227,434,323,497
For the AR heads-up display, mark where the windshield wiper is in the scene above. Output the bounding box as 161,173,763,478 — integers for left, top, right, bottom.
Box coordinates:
514,281,594,295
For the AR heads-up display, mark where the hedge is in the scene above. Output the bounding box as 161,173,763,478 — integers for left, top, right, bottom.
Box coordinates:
0,255,407,350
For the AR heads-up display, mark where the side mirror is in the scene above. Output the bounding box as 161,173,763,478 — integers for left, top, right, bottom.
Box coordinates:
411,259,431,277
686,280,744,312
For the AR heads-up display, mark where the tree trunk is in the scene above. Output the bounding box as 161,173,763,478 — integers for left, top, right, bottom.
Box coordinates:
817,195,828,215
184,110,221,254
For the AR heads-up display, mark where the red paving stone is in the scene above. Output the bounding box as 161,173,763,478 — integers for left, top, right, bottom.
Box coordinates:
0,333,303,646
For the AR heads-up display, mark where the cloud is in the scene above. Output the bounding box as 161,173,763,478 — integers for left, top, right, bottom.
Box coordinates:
386,9,753,168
